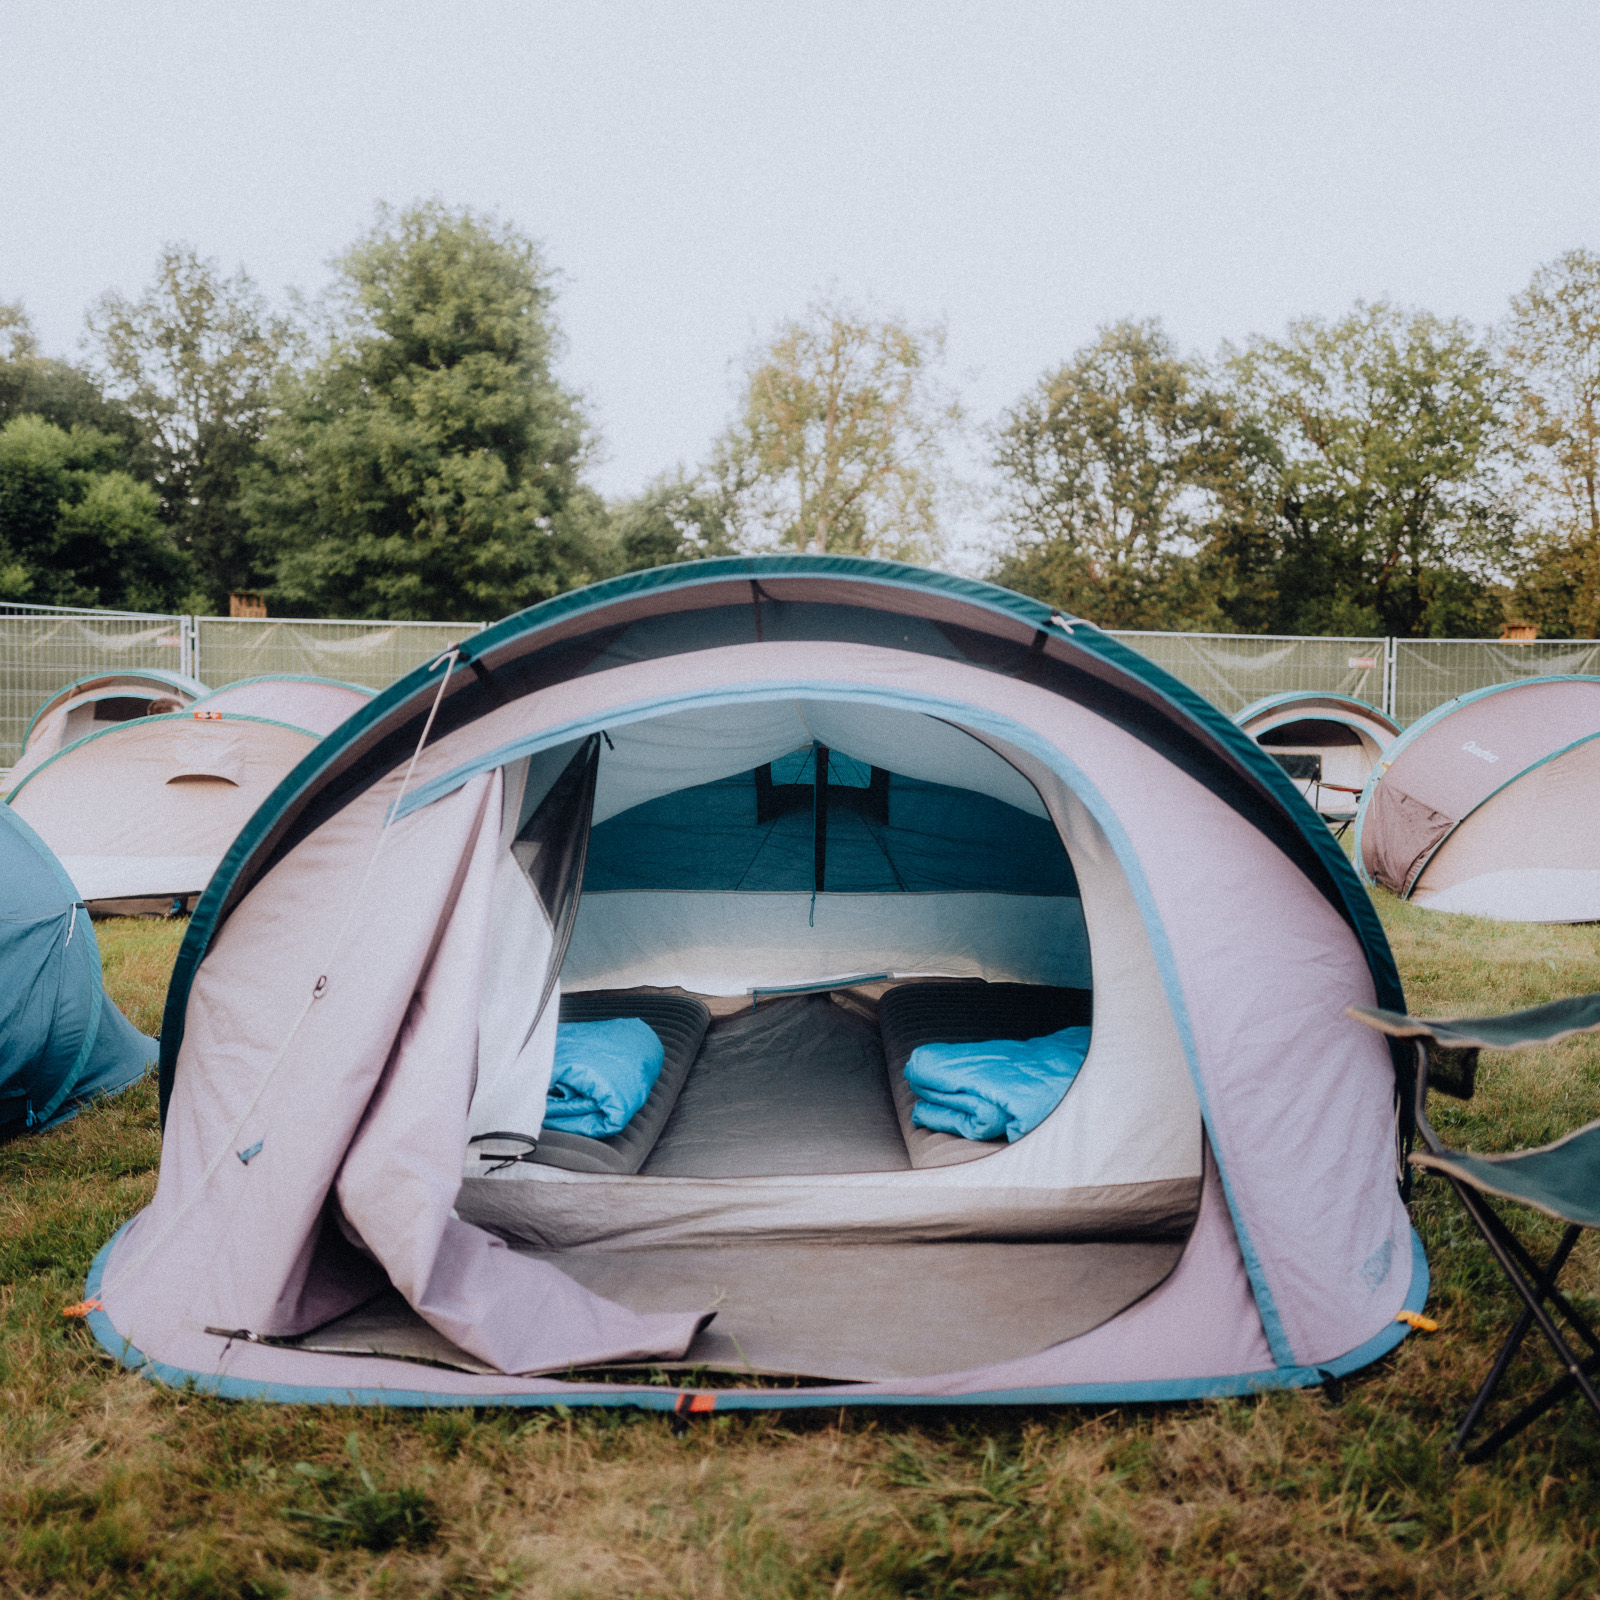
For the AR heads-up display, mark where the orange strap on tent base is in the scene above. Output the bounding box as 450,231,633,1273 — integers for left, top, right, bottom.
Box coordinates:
63,1299,103,1318
671,1392,717,1432
1395,1310,1439,1332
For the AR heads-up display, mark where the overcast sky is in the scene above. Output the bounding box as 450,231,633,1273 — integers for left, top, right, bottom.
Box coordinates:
5,0,1599,539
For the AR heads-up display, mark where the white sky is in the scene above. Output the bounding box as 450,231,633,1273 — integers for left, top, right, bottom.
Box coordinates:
4,0,1598,561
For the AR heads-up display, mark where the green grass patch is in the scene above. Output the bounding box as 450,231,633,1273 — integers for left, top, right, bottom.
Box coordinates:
4,907,1600,1596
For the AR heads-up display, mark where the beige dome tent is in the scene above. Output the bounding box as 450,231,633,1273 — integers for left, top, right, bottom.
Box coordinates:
1233,693,1400,824
81,557,1425,1412
8,668,207,790
188,675,375,737
1356,676,1600,921
6,711,320,913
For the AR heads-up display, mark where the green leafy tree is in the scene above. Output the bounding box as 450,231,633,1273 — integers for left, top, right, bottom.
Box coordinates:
608,469,735,572
0,302,146,463
0,414,193,609
246,202,593,621
1226,302,1509,637
989,320,1261,629
715,296,960,562
87,248,291,609
1503,249,1600,636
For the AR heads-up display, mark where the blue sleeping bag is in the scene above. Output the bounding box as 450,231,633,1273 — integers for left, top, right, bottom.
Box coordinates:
542,1018,665,1138
905,1025,1092,1143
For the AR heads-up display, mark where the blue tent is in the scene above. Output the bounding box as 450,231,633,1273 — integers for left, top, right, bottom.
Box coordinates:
0,801,157,1140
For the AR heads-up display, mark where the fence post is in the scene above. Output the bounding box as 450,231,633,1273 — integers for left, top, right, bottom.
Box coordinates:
1384,637,1397,721
182,615,199,682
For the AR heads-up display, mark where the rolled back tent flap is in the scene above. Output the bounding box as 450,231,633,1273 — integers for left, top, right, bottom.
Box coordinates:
6,712,322,910
1355,676,1600,922
7,669,209,790
1,802,157,1141
1233,693,1399,819
188,676,376,737
87,556,1424,1408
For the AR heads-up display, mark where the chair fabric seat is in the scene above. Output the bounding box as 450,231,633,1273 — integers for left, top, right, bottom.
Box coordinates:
1413,1119,1600,1229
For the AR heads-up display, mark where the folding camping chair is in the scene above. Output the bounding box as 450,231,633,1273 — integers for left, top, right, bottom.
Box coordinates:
1313,781,1363,839
1352,995,1600,1462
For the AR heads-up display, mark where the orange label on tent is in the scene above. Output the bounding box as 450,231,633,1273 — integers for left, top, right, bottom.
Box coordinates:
194,710,224,720
62,1299,103,1318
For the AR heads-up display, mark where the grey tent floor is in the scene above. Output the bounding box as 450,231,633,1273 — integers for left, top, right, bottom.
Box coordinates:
290,1238,1184,1382
638,994,911,1177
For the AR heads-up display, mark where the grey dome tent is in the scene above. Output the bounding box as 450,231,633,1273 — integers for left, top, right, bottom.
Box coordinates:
6,711,322,912
84,557,1425,1411
1233,693,1399,823
1,802,157,1140
187,675,376,736
1355,676,1600,922
7,668,208,790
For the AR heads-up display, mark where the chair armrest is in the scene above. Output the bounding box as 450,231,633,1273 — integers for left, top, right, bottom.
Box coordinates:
1348,995,1600,1054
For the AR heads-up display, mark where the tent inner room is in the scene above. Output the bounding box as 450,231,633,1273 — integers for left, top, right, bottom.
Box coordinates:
311,696,1205,1382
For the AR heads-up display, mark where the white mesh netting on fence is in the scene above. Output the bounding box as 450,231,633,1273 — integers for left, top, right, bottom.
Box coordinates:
4,600,1599,772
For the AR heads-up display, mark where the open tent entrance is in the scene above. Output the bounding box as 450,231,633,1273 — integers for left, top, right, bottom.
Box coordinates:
296,694,1206,1382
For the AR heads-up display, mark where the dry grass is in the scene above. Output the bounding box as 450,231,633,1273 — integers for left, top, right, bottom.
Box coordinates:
4,908,1600,1598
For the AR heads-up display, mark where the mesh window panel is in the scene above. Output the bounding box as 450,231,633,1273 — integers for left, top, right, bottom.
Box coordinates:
0,605,187,770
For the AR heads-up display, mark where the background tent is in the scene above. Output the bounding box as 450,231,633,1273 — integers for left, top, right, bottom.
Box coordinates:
1355,675,1600,921
1,802,156,1140
1233,693,1399,822
187,675,375,737
84,556,1422,1409
8,668,208,790
7,711,321,911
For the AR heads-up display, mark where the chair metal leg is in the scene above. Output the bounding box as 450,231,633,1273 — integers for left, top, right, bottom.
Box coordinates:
1459,1222,1580,1452
1465,1349,1600,1463
1454,1224,1583,1453
1449,1184,1600,1460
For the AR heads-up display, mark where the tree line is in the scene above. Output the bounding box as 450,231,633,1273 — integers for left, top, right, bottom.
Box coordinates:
3,201,1597,636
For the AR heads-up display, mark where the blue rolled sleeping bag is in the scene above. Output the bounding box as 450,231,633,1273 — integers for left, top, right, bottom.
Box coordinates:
905,1025,1092,1143
542,1017,665,1138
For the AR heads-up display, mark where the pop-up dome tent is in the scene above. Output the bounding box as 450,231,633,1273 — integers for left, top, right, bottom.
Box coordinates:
7,668,208,789
1233,693,1400,822
6,711,321,913
188,675,375,737
1355,675,1600,922
1,802,157,1140
84,557,1424,1410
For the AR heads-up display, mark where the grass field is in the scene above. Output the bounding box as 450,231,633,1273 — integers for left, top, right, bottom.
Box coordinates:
4,898,1600,1598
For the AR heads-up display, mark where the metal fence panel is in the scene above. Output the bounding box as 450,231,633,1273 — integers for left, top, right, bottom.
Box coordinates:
1106,631,1389,718
7,597,1600,778
193,617,485,691
1393,639,1600,726
0,603,187,769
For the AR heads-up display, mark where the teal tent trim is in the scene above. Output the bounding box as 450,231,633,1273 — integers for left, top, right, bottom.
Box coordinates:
1232,690,1397,729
